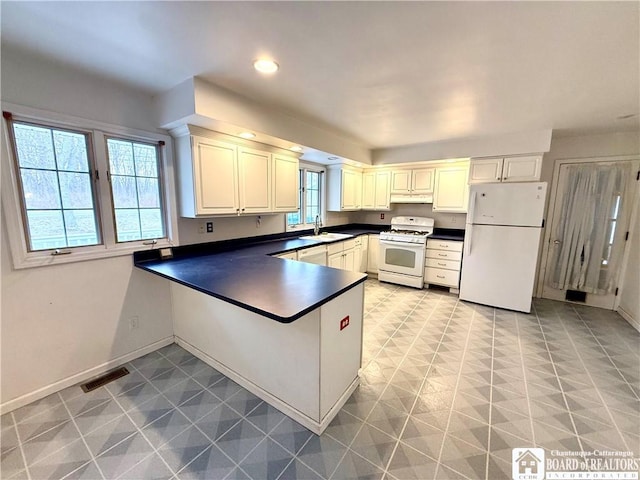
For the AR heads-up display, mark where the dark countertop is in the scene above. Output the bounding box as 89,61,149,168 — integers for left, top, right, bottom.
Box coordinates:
134,224,384,324
428,228,465,242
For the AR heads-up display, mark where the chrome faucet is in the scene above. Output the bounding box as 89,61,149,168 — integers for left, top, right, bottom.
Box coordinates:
314,214,322,235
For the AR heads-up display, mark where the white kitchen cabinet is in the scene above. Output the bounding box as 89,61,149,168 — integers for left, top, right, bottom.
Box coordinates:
238,147,272,214
432,164,470,213
354,235,368,273
327,166,363,211
367,235,380,274
272,154,300,212
327,239,357,271
390,168,434,194
424,239,463,292
174,127,299,218
469,155,542,184
185,136,239,216
362,171,391,210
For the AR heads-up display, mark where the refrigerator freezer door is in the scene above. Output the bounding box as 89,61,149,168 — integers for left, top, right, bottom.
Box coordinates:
468,182,547,227
460,224,541,313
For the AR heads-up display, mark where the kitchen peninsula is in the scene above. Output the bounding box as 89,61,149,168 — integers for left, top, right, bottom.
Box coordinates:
134,234,368,434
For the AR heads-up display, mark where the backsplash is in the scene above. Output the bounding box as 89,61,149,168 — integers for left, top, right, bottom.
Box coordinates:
354,204,466,228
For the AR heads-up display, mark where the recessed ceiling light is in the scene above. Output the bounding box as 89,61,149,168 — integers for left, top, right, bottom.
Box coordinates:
328,156,340,161
238,132,256,139
290,145,303,152
253,59,279,74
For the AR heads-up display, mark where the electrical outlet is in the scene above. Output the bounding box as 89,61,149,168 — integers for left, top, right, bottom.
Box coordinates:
256,215,261,228
380,213,385,220
206,222,214,233
129,316,139,330
198,223,205,234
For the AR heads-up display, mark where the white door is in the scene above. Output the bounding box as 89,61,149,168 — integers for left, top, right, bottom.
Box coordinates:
193,137,238,215
238,147,271,214
541,159,639,309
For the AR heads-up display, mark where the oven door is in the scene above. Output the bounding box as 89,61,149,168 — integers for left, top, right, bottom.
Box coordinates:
379,239,425,277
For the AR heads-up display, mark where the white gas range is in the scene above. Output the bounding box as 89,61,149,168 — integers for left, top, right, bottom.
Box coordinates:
378,216,434,288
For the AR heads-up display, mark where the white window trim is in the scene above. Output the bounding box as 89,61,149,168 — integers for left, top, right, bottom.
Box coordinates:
1,102,180,269
285,161,326,232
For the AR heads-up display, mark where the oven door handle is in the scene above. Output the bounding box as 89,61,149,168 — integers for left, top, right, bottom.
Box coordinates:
379,239,425,249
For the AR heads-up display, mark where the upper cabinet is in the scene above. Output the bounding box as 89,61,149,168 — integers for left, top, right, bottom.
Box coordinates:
362,170,391,210
390,168,434,194
174,128,299,217
469,155,542,184
433,164,470,213
272,154,299,212
327,166,363,211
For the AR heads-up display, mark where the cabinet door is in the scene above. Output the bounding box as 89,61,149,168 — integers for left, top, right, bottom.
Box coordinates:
374,171,391,210
328,253,343,269
502,155,542,182
238,147,272,214
367,235,380,273
361,172,376,209
358,236,369,272
391,170,411,193
433,166,470,213
411,168,435,194
341,169,361,210
193,136,239,215
343,249,356,272
469,158,503,184
273,154,299,212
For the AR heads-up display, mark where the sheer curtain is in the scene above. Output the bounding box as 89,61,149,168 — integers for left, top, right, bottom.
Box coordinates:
550,162,632,294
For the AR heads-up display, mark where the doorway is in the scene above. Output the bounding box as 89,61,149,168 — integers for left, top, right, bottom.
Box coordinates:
541,157,639,309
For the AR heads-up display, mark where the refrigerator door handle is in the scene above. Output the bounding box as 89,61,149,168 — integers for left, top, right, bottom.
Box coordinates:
465,224,472,256
467,190,477,223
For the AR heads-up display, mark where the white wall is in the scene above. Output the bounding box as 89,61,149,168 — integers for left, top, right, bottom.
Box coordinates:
1,48,174,410
618,200,639,330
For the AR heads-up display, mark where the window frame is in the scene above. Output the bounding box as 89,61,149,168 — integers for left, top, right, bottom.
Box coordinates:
1,103,179,269
285,162,326,232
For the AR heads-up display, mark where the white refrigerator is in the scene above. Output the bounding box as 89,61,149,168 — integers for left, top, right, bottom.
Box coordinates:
459,182,547,313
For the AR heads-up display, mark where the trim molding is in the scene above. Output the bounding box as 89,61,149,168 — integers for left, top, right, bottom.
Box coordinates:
617,306,640,333
0,336,174,415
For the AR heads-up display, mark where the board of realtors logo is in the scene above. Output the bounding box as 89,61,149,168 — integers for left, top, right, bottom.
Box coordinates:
513,448,545,480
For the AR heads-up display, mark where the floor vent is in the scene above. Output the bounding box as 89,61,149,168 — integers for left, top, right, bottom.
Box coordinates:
81,367,129,393
565,290,587,303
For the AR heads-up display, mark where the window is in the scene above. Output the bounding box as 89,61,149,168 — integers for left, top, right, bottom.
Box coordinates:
3,107,177,268
11,122,100,251
106,138,164,242
286,164,324,231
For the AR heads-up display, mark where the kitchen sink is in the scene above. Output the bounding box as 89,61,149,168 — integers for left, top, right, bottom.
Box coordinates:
299,232,354,242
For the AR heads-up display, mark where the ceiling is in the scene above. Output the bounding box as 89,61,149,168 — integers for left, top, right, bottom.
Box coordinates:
1,1,638,150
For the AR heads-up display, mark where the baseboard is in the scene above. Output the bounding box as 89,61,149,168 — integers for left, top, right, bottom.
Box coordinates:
617,306,640,333
0,336,175,415
175,336,359,435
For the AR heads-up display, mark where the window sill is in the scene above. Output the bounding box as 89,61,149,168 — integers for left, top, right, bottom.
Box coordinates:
9,239,175,270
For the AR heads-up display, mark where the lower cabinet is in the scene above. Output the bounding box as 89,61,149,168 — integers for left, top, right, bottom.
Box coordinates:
354,235,368,273
367,235,380,274
327,239,357,271
424,239,463,292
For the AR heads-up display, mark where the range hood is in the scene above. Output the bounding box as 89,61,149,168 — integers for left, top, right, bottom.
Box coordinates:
389,194,434,204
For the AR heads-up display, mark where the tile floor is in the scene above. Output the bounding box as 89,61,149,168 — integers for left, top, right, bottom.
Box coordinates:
1,280,639,479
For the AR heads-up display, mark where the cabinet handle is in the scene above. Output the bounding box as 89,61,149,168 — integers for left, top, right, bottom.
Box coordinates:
440,244,448,248
496,177,500,180
437,275,445,279
502,177,506,180
438,253,447,257
438,262,446,266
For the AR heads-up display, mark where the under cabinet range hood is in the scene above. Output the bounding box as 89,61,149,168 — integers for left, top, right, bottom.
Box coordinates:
389,193,434,204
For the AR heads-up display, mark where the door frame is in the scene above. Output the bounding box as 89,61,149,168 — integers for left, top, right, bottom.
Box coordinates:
536,155,640,309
